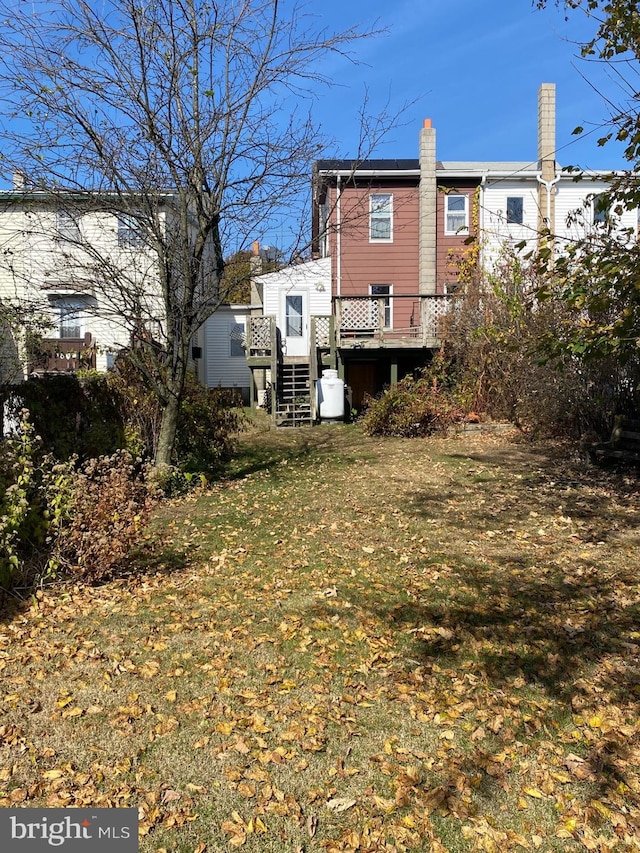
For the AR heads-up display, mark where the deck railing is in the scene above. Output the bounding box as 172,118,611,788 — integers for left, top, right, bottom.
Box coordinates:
246,295,451,359
27,333,97,374
334,294,450,346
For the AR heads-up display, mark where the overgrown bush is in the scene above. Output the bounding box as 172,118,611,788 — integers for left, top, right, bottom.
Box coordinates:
53,450,155,584
104,353,246,470
0,411,155,592
8,353,247,470
7,372,125,460
440,250,640,439
362,370,465,437
0,413,75,590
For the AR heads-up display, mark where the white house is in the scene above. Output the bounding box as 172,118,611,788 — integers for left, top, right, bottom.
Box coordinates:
0,184,166,378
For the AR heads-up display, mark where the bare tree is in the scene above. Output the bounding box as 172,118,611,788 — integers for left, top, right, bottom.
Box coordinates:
0,0,391,466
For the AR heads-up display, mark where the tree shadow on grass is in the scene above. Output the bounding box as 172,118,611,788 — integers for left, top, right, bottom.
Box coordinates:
345,442,640,806
225,424,379,481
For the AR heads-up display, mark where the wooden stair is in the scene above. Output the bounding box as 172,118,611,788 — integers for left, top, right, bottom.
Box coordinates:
275,360,312,426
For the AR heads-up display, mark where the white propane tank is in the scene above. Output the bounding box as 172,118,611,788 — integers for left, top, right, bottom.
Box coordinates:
317,369,345,420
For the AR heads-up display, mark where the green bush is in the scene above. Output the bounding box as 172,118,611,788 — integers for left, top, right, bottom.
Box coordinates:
362,371,465,437
105,354,246,470
0,412,75,590
7,354,247,470
7,372,125,461
0,411,156,592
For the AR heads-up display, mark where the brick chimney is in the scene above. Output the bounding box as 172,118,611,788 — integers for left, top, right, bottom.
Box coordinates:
419,118,437,297
537,83,557,233
249,240,263,309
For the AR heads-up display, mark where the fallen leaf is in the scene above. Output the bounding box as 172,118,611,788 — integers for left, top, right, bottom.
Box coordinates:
326,797,356,812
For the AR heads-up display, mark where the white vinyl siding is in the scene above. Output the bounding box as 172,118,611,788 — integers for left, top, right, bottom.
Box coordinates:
204,307,251,394
261,258,331,319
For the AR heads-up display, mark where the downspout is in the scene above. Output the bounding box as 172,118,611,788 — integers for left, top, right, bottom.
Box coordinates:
336,174,342,297
536,171,561,233
335,174,343,376
479,173,487,271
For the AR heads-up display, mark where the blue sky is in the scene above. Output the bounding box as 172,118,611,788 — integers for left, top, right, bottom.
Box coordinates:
310,0,628,170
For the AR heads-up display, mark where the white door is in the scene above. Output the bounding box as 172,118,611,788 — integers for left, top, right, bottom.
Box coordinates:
279,290,308,357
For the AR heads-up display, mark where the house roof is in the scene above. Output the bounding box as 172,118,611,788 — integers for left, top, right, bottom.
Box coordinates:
315,159,419,173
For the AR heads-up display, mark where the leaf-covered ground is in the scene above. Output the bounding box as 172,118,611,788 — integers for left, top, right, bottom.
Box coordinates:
1,419,639,852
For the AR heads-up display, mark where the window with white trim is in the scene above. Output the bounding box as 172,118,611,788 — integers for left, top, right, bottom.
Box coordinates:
57,209,81,241
506,196,524,225
592,193,609,225
370,194,393,241
444,194,469,235
370,284,392,328
229,322,246,357
49,296,87,339
117,213,146,247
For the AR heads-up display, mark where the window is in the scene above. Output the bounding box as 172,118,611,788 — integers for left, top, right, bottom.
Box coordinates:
445,194,469,235
506,196,524,225
370,284,392,328
50,296,87,339
370,194,393,241
117,213,145,247
57,209,80,241
229,322,246,357
593,194,609,225
285,295,303,337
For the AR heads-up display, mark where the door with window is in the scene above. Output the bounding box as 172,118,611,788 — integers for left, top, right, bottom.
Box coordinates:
279,290,308,357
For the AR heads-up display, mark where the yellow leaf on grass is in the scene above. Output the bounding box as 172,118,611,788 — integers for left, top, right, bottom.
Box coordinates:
523,788,545,799
42,769,65,780
61,706,83,718
165,690,177,702
590,799,612,819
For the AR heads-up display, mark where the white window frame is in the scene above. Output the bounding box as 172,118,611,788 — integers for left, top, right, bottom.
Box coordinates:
49,296,87,340
444,194,469,235
117,213,146,247
369,193,393,242
370,284,392,328
229,321,246,357
56,209,81,242
592,193,609,225
506,196,524,225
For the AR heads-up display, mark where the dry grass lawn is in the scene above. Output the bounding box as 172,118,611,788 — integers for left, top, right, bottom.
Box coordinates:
1,416,639,852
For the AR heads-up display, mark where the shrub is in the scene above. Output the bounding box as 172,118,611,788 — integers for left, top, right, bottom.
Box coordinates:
7,372,125,461
0,412,75,591
362,371,465,437
106,353,247,470
52,450,155,584
7,353,247,470
0,411,155,592
440,250,640,438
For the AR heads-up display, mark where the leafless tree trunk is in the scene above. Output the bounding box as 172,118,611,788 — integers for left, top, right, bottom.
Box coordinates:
0,0,396,465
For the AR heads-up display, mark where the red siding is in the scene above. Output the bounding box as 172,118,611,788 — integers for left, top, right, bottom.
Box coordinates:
328,181,419,331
